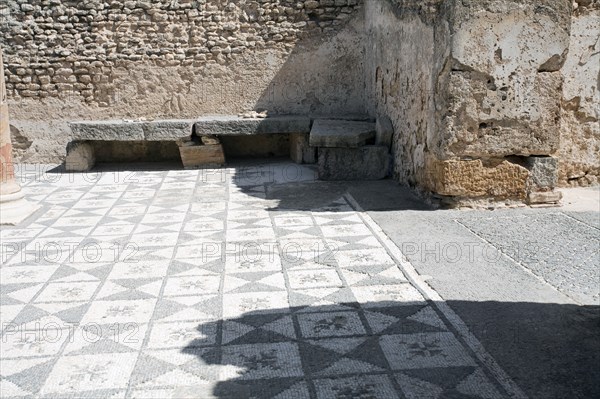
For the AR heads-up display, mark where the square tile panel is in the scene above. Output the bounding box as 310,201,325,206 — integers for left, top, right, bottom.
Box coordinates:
220,342,304,380
222,292,291,319
352,284,426,307
163,275,222,296
334,248,396,267
81,299,157,325
314,374,400,399
34,281,99,303
297,311,366,338
0,328,70,359
380,332,477,370
40,353,138,395
288,270,343,289
146,321,217,349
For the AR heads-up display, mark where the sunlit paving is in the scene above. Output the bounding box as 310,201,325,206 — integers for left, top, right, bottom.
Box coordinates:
1,0,599,398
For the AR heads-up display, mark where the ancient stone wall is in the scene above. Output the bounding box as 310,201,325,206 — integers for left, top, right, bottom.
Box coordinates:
0,0,365,162
364,0,447,187
559,0,600,187
1,0,598,202
366,0,580,203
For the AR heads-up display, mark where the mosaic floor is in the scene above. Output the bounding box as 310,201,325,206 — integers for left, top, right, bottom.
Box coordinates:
1,164,520,398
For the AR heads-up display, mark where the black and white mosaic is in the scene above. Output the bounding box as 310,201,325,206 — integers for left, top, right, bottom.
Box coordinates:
1,164,512,398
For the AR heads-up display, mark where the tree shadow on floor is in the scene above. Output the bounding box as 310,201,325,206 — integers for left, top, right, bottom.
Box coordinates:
179,300,600,399
227,161,433,212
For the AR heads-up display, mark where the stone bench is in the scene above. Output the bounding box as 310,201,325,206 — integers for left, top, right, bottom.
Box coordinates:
65,115,393,178
195,116,315,167
310,118,392,180
66,119,196,171
65,116,314,171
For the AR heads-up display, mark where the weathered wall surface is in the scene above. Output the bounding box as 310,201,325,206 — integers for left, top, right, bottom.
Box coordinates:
559,0,600,187
1,0,597,202
0,0,365,162
434,0,572,202
443,0,571,159
366,0,574,202
364,0,447,187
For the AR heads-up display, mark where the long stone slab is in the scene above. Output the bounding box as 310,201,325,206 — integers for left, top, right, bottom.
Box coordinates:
70,120,144,141
144,120,195,141
194,116,311,136
309,119,376,148
69,120,195,141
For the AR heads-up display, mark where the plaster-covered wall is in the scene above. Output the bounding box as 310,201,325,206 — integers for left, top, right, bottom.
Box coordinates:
365,0,447,187
0,0,366,162
559,0,600,186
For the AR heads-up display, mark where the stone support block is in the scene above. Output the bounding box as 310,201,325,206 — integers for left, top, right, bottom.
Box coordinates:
179,142,225,169
290,133,316,164
318,145,389,181
526,156,559,189
65,142,96,172
425,158,530,200
375,115,394,149
528,191,563,205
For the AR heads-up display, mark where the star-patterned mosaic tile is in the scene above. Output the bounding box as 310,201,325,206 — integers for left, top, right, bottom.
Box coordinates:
0,163,514,398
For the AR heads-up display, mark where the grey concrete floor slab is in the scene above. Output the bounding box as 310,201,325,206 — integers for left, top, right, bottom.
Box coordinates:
360,187,600,399
1,162,598,399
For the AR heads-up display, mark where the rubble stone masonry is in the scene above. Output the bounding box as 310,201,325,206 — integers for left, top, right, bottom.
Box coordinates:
0,0,366,161
365,0,599,202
